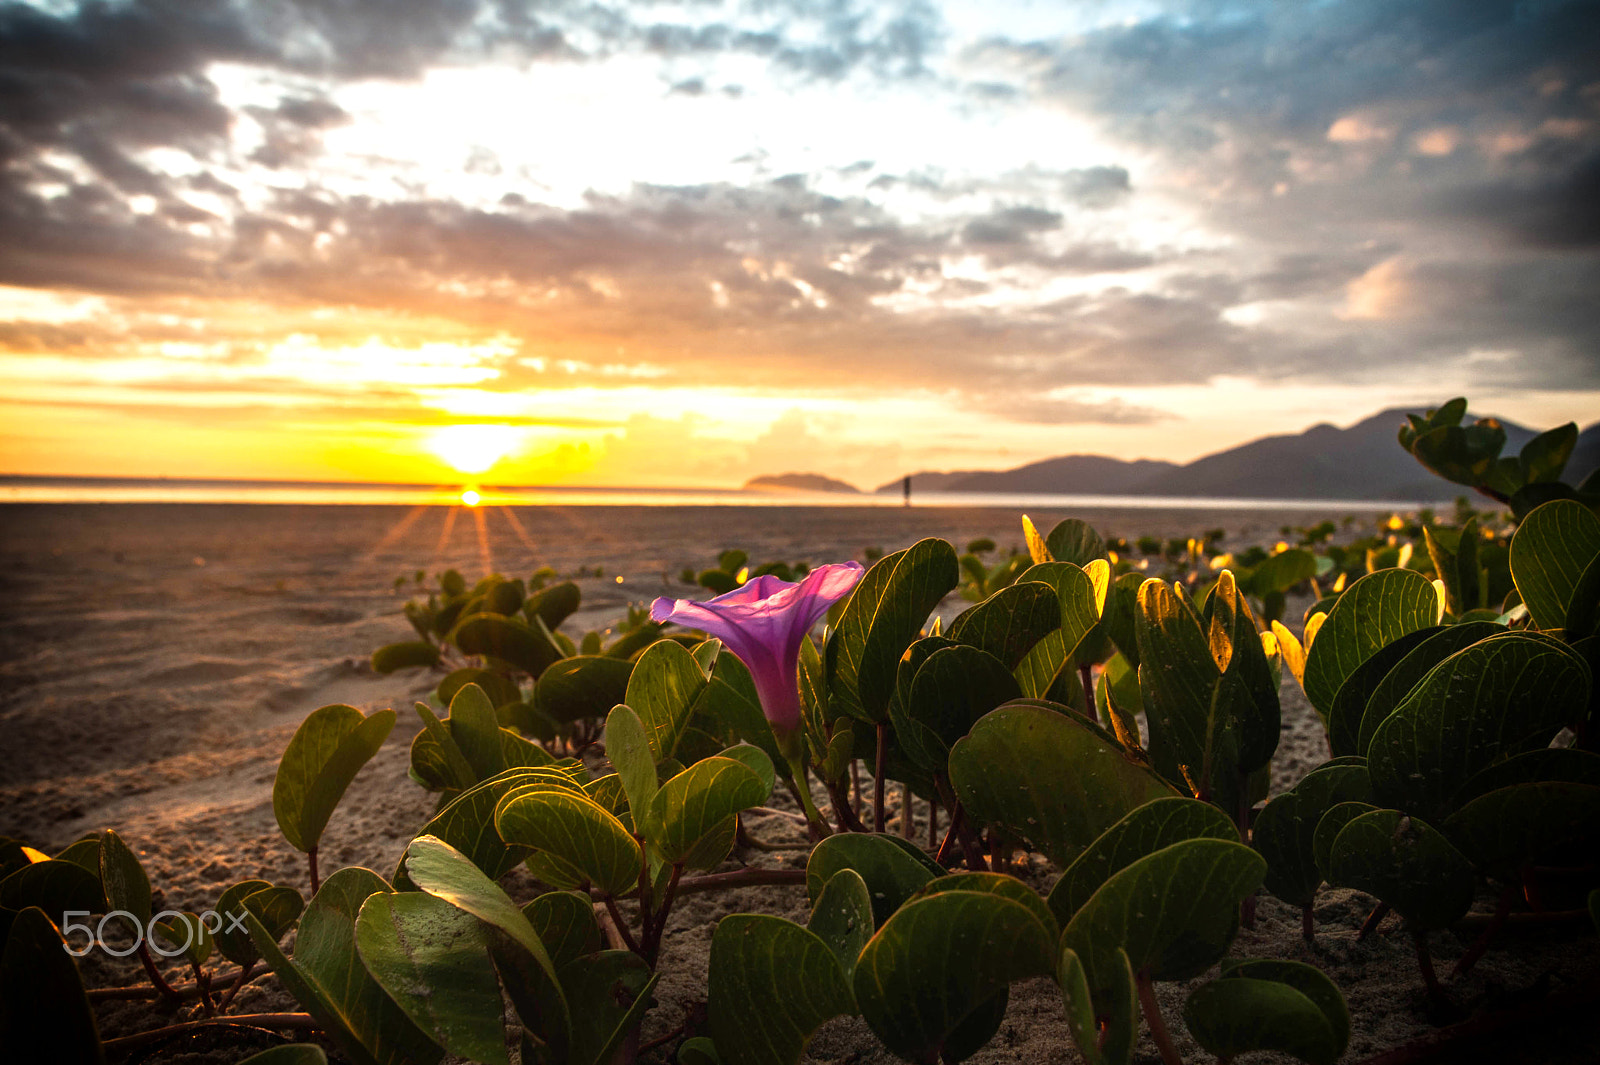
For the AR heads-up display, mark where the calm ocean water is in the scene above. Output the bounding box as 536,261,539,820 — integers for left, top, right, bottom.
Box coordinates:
0,475,1416,512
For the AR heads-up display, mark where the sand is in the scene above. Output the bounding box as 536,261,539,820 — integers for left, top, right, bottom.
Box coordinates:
1,500,1594,1064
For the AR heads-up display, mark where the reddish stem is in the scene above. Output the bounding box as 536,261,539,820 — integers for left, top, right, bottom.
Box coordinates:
102,1014,319,1053
1453,884,1515,976
874,722,888,832
307,845,321,896
1135,968,1185,1065
1357,901,1391,941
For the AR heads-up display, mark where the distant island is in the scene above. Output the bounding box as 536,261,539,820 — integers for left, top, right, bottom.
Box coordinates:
742,472,861,494
868,407,1600,502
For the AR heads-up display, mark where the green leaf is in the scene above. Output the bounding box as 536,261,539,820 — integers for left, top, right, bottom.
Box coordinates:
1247,549,1319,596
897,644,1021,771
1355,620,1503,757
947,581,1060,669
1252,765,1373,907
1022,514,1053,564
1567,553,1600,641
1058,945,1136,1065
649,756,768,863
1061,839,1263,1015
1205,570,1281,774
438,668,521,711
1519,422,1579,484
525,581,581,630
949,702,1178,867
1510,499,1600,630
1410,419,1507,486
404,836,570,1059
1094,651,1143,748
1324,627,1440,758
708,915,855,1065
496,789,642,897
1325,809,1472,930
522,891,602,971
371,640,440,674
806,833,943,929
1183,976,1341,1065
151,910,214,967
1013,562,1105,699
215,882,302,967
245,868,441,1065
355,891,508,1065
827,538,960,723
1044,518,1107,567
535,655,635,724
275,704,396,852
1453,747,1600,804
1368,631,1590,821
808,869,873,980
1441,782,1600,874
453,612,564,678
677,1036,722,1065
54,837,100,876
559,950,660,1065
1218,959,1349,1057
0,859,103,916
1301,568,1441,721
604,703,659,835
1311,802,1379,883
1048,797,1236,926
910,871,1060,942
414,701,479,793
0,908,104,1065
853,890,1054,1064
393,767,578,888
97,829,150,939
1099,572,1146,668
1424,520,1480,617
448,684,510,782
694,649,785,772
627,638,713,762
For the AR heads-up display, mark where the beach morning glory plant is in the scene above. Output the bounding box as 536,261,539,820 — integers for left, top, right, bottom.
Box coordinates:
652,561,864,832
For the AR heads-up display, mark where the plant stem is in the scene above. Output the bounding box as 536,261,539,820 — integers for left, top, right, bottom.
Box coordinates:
136,943,182,1005
214,962,261,1013
191,960,216,1016
101,1014,319,1053
934,775,988,872
1453,883,1515,976
1357,901,1391,941
1135,968,1185,1065
784,752,833,838
928,800,939,849
874,722,888,832
935,808,960,867
825,778,869,833
602,895,643,956
1301,902,1314,943
1079,664,1095,721
1413,931,1442,1005
307,845,321,896
670,868,807,896
644,864,684,966
900,782,915,839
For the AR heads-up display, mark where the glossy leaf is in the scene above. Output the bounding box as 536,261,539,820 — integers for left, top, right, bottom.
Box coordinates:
627,638,712,762
523,891,602,971
1099,571,1146,668
808,868,873,980
355,890,508,1065
1510,499,1600,630
392,767,580,888
439,668,521,712
692,647,785,770
806,832,943,929
648,755,768,863
0,908,103,1065
404,836,571,1059
827,538,960,723
98,829,150,940
1326,809,1472,930
535,655,635,724
1410,420,1507,486
709,915,855,1065
525,581,581,630
1442,782,1600,874
1059,839,1264,998
1048,797,1236,926
559,949,659,1065
1044,518,1107,567
1311,802,1379,882
1252,764,1373,906
899,644,1021,770
1058,945,1136,1065
605,704,659,833
496,789,642,897
245,867,441,1065
947,580,1060,670
1520,422,1579,484
949,702,1178,867
911,871,1059,943
216,881,302,967
453,612,564,678
1368,631,1590,821
0,859,104,916
853,890,1054,1064
1324,627,1440,758
275,704,396,852
1355,621,1503,757
1014,562,1105,698
1301,568,1441,721
1183,976,1341,1065
371,640,440,674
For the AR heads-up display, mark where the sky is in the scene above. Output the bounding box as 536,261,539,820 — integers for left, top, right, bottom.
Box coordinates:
0,0,1597,490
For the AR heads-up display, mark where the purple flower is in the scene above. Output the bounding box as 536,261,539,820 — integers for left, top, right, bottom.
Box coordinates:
650,562,864,735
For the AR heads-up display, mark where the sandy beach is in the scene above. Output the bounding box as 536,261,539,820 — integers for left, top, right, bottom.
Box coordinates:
2,500,1593,1064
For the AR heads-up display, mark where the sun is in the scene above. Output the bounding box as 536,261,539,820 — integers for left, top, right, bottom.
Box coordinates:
428,424,521,475
460,488,481,506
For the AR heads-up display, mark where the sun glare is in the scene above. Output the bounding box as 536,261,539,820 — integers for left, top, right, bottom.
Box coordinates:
428,424,521,474
460,488,481,506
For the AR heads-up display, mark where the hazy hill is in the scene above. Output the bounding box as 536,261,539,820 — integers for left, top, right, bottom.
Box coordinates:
743,472,860,493
873,408,1600,501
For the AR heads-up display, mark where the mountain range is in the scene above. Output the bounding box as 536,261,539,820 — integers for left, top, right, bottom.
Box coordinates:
863,408,1600,501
